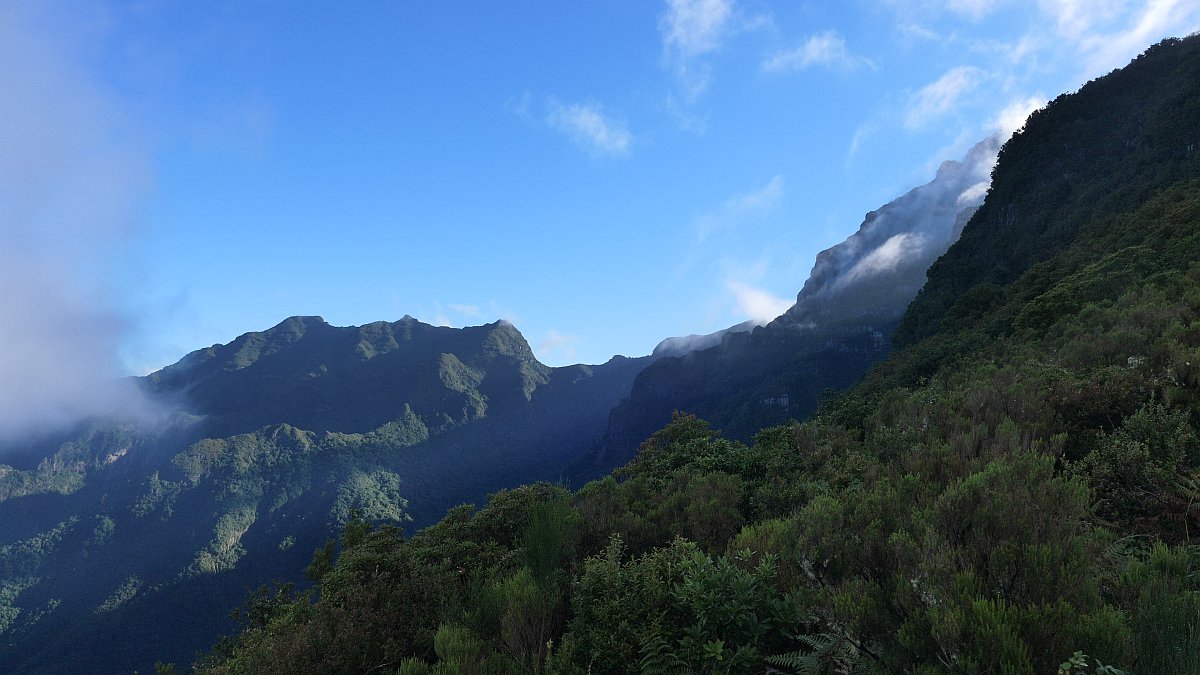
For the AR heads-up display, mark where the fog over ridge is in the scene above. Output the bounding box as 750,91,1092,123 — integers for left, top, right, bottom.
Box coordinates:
778,133,1003,327
652,134,1003,357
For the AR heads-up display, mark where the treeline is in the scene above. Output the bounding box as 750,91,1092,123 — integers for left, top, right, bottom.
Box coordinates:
196,233,1200,671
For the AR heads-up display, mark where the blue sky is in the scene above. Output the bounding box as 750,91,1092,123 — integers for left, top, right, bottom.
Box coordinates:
3,1,1198,376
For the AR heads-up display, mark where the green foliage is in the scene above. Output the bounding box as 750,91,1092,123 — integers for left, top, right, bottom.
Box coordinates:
766,633,863,675
516,493,580,578
95,575,142,613
1075,402,1200,537
304,539,334,584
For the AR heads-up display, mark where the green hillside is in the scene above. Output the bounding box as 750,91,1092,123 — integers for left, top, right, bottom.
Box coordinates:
0,317,649,674
195,36,1200,674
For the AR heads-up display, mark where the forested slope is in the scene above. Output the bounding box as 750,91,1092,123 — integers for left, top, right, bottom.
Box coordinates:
196,36,1200,674
0,318,649,674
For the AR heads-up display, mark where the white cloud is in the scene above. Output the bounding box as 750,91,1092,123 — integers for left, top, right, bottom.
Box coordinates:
695,175,784,241
904,66,984,130
448,303,483,318
846,116,883,165
838,233,927,286
1038,0,1125,39
536,329,580,363
763,31,874,73
660,0,734,58
547,99,632,157
991,94,1045,136
424,302,489,328
957,180,990,205
1077,0,1200,74
727,280,791,324
946,0,1000,20
658,0,767,102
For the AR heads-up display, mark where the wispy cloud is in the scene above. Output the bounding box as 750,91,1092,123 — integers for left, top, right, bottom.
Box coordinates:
904,66,984,130
547,99,632,157
659,0,734,101
991,94,1045,135
449,303,483,318
504,91,534,121
946,0,1000,21
1038,0,1126,39
726,280,791,324
1076,0,1200,74
763,31,874,73
536,329,580,363
658,0,768,103
660,0,735,58
424,302,489,328
837,233,926,287
695,175,784,242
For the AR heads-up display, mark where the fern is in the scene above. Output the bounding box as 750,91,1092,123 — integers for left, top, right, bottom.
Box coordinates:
765,649,821,675
638,631,688,674
766,633,861,675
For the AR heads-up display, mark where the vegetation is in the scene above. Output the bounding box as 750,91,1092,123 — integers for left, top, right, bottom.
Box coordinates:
196,35,1200,674
0,311,650,673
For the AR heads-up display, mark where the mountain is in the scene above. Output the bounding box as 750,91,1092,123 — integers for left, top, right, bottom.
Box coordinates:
780,136,999,326
572,134,999,478
896,34,1200,348
650,320,755,358
0,316,649,674
195,35,1200,675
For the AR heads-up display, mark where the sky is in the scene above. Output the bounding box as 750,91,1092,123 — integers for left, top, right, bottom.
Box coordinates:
3,0,1199,383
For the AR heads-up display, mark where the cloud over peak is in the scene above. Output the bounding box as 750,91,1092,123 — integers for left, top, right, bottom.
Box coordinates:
727,280,791,325
537,329,581,364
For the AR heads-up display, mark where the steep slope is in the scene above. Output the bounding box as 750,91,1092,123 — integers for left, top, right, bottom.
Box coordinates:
574,135,999,477
896,34,1200,347
0,317,649,674
196,35,1200,675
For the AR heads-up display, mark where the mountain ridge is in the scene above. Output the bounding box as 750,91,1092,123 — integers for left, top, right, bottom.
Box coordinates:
570,134,1000,479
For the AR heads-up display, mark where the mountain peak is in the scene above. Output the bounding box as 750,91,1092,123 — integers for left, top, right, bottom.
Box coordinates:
777,133,1001,327
140,314,555,436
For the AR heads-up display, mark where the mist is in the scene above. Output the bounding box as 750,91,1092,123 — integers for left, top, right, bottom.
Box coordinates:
0,4,155,443
780,134,1003,326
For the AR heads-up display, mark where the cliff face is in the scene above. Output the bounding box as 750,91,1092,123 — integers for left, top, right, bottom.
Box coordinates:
572,136,1002,478
783,135,999,327
897,36,1200,347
